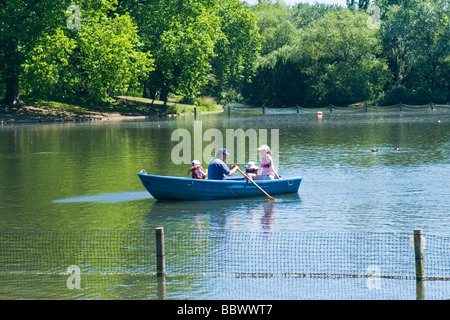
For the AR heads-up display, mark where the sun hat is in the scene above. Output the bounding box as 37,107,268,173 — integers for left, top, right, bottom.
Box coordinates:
245,161,259,170
257,145,270,152
192,160,201,165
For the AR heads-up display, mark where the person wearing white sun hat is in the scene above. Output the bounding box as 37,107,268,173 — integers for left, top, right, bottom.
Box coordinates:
187,159,208,179
244,161,259,180
257,145,280,180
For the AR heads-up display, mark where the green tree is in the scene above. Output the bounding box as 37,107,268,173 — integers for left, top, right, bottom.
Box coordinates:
203,0,262,104
155,7,221,103
242,47,306,107
23,29,77,98
76,13,153,102
346,0,371,10
380,0,450,103
242,1,303,106
244,3,389,107
119,0,261,105
23,11,153,103
118,0,223,104
290,3,343,29
0,0,118,106
296,10,391,106
251,0,294,55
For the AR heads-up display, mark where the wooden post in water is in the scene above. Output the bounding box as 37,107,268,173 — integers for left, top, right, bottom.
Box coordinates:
157,276,166,300
156,227,165,277
414,229,424,281
414,229,425,300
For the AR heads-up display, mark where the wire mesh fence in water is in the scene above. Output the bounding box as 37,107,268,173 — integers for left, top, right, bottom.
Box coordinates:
230,102,450,115
0,228,449,299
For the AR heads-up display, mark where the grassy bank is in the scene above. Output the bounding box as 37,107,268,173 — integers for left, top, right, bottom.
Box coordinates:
115,96,223,115
0,95,223,123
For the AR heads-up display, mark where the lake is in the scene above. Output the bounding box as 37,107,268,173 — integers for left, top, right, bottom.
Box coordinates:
1,106,449,299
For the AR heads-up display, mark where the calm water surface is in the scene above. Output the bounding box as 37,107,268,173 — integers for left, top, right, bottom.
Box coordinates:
1,108,449,299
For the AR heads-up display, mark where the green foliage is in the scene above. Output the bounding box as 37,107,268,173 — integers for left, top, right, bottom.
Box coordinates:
119,0,222,103
0,0,123,104
296,10,391,106
346,0,371,10
244,0,448,107
119,0,261,105
156,7,221,100
380,0,450,103
24,13,153,103
76,13,153,103
194,96,219,111
290,3,343,29
3,0,448,109
23,29,77,98
244,5,391,107
203,0,262,104
252,0,294,56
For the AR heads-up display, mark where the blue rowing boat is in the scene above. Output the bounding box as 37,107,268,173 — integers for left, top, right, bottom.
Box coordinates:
138,173,302,201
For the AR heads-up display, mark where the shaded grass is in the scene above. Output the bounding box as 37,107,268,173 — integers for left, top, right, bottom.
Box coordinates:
1,95,223,121
115,96,223,115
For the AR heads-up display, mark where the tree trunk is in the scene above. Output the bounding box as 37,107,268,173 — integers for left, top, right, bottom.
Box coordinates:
3,74,21,106
160,87,170,106
143,83,150,98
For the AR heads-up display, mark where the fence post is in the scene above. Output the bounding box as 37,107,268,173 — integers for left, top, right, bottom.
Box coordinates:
194,107,197,119
365,102,368,112
414,229,425,299
296,104,299,114
156,227,165,277
228,106,231,117
329,104,333,113
399,102,403,111
414,229,424,281
262,105,265,114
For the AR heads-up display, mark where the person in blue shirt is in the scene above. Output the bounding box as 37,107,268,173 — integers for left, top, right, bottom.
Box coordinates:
207,148,240,180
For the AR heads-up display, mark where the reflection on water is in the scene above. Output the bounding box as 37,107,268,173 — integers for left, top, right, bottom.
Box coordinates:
143,193,301,233
53,191,152,204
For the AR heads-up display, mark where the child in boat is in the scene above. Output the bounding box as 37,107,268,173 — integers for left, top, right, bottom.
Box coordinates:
187,160,207,179
245,161,259,180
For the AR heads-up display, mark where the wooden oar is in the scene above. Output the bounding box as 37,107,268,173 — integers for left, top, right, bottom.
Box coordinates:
236,167,276,201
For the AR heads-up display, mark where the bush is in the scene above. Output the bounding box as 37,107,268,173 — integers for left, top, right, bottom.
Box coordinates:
380,84,410,105
194,96,218,111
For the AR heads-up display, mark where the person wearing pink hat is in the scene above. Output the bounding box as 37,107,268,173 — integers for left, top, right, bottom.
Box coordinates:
257,145,280,180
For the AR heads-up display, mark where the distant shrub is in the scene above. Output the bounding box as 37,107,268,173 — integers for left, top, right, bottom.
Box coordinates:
380,84,410,105
195,96,218,111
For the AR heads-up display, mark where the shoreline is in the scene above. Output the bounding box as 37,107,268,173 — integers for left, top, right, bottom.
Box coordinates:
0,99,224,125
0,105,149,124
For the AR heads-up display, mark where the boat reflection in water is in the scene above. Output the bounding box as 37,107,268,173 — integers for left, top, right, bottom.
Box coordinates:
144,193,302,233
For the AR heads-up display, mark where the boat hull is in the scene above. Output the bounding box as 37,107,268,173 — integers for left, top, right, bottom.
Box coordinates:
138,174,302,201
